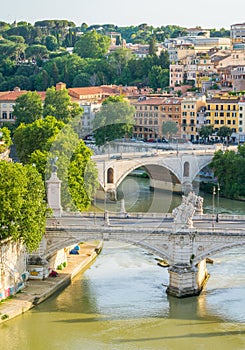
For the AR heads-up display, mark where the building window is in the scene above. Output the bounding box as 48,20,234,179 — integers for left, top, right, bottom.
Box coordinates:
2,112,7,119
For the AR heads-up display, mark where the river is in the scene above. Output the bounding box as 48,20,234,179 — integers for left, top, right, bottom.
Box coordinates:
1,177,245,350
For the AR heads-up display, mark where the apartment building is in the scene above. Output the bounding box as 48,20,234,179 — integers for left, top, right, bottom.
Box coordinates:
230,23,245,50
206,94,240,139
161,97,182,137
181,95,206,141
231,66,245,92
132,97,166,140
132,96,182,140
169,64,184,87
0,87,46,126
238,99,245,142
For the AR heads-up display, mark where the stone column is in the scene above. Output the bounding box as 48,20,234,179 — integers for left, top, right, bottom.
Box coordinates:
46,171,62,217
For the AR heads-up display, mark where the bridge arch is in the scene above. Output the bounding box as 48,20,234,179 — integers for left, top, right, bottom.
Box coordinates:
115,162,182,191
193,241,245,266
192,158,213,182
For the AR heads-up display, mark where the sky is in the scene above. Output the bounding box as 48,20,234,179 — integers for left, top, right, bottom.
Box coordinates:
2,0,245,29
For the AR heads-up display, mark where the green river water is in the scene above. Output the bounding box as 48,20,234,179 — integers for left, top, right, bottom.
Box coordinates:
0,177,244,350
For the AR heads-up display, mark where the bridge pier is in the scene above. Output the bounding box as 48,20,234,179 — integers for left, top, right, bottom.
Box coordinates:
167,259,209,298
181,181,193,195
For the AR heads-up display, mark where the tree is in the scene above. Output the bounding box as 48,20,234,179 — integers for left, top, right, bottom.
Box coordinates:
0,161,47,252
217,126,232,144
45,35,58,51
148,65,169,90
0,127,12,153
199,125,215,142
43,87,83,123
93,96,135,146
14,116,65,164
162,120,178,139
148,36,157,55
25,44,49,60
13,91,43,126
14,116,98,210
210,146,245,199
73,30,110,58
108,47,133,78
68,141,99,211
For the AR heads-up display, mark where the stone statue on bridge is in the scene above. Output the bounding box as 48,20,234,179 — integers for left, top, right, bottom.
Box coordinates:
172,192,203,230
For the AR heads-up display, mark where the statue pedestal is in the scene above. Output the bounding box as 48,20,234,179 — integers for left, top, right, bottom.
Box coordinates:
46,172,62,217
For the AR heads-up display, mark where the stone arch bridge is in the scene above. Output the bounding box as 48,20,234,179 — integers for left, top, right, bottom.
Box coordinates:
93,148,222,198
43,213,245,298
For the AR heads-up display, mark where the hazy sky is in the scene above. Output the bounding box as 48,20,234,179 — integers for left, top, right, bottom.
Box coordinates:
2,0,245,29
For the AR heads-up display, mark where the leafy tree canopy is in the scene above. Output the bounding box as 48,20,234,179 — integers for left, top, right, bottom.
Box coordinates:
199,125,215,140
93,95,135,146
43,86,83,123
13,91,43,126
73,30,110,59
0,161,47,251
0,127,12,152
14,115,65,164
210,145,245,199
162,120,179,139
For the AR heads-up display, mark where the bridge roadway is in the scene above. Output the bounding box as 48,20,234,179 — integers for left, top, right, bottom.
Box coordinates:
92,145,237,195
45,213,245,261
44,213,245,297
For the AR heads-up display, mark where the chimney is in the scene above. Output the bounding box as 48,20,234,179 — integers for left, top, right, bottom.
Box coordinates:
56,82,66,91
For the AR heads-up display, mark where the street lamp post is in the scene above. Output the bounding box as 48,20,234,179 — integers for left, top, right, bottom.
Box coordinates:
212,186,216,228
216,183,220,222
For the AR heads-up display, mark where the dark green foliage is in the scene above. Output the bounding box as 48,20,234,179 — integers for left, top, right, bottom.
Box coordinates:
93,96,135,146
13,91,43,126
43,87,83,123
210,145,245,199
73,30,110,59
0,161,47,252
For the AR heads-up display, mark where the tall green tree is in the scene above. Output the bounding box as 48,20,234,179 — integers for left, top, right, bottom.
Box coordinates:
162,120,178,139
0,127,12,152
73,30,110,58
68,141,99,211
199,125,215,142
43,86,83,123
0,161,47,251
148,36,157,55
13,91,43,126
14,116,65,164
93,95,135,146
210,146,245,199
217,126,232,144
45,35,59,51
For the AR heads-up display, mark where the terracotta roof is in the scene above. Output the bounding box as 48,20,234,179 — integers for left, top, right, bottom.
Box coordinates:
207,97,240,103
0,90,46,101
133,97,167,106
68,86,118,99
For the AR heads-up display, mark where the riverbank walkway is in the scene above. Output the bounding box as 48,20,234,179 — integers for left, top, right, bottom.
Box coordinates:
0,241,102,324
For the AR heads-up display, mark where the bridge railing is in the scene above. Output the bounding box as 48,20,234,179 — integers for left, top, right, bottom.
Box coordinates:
59,211,245,221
